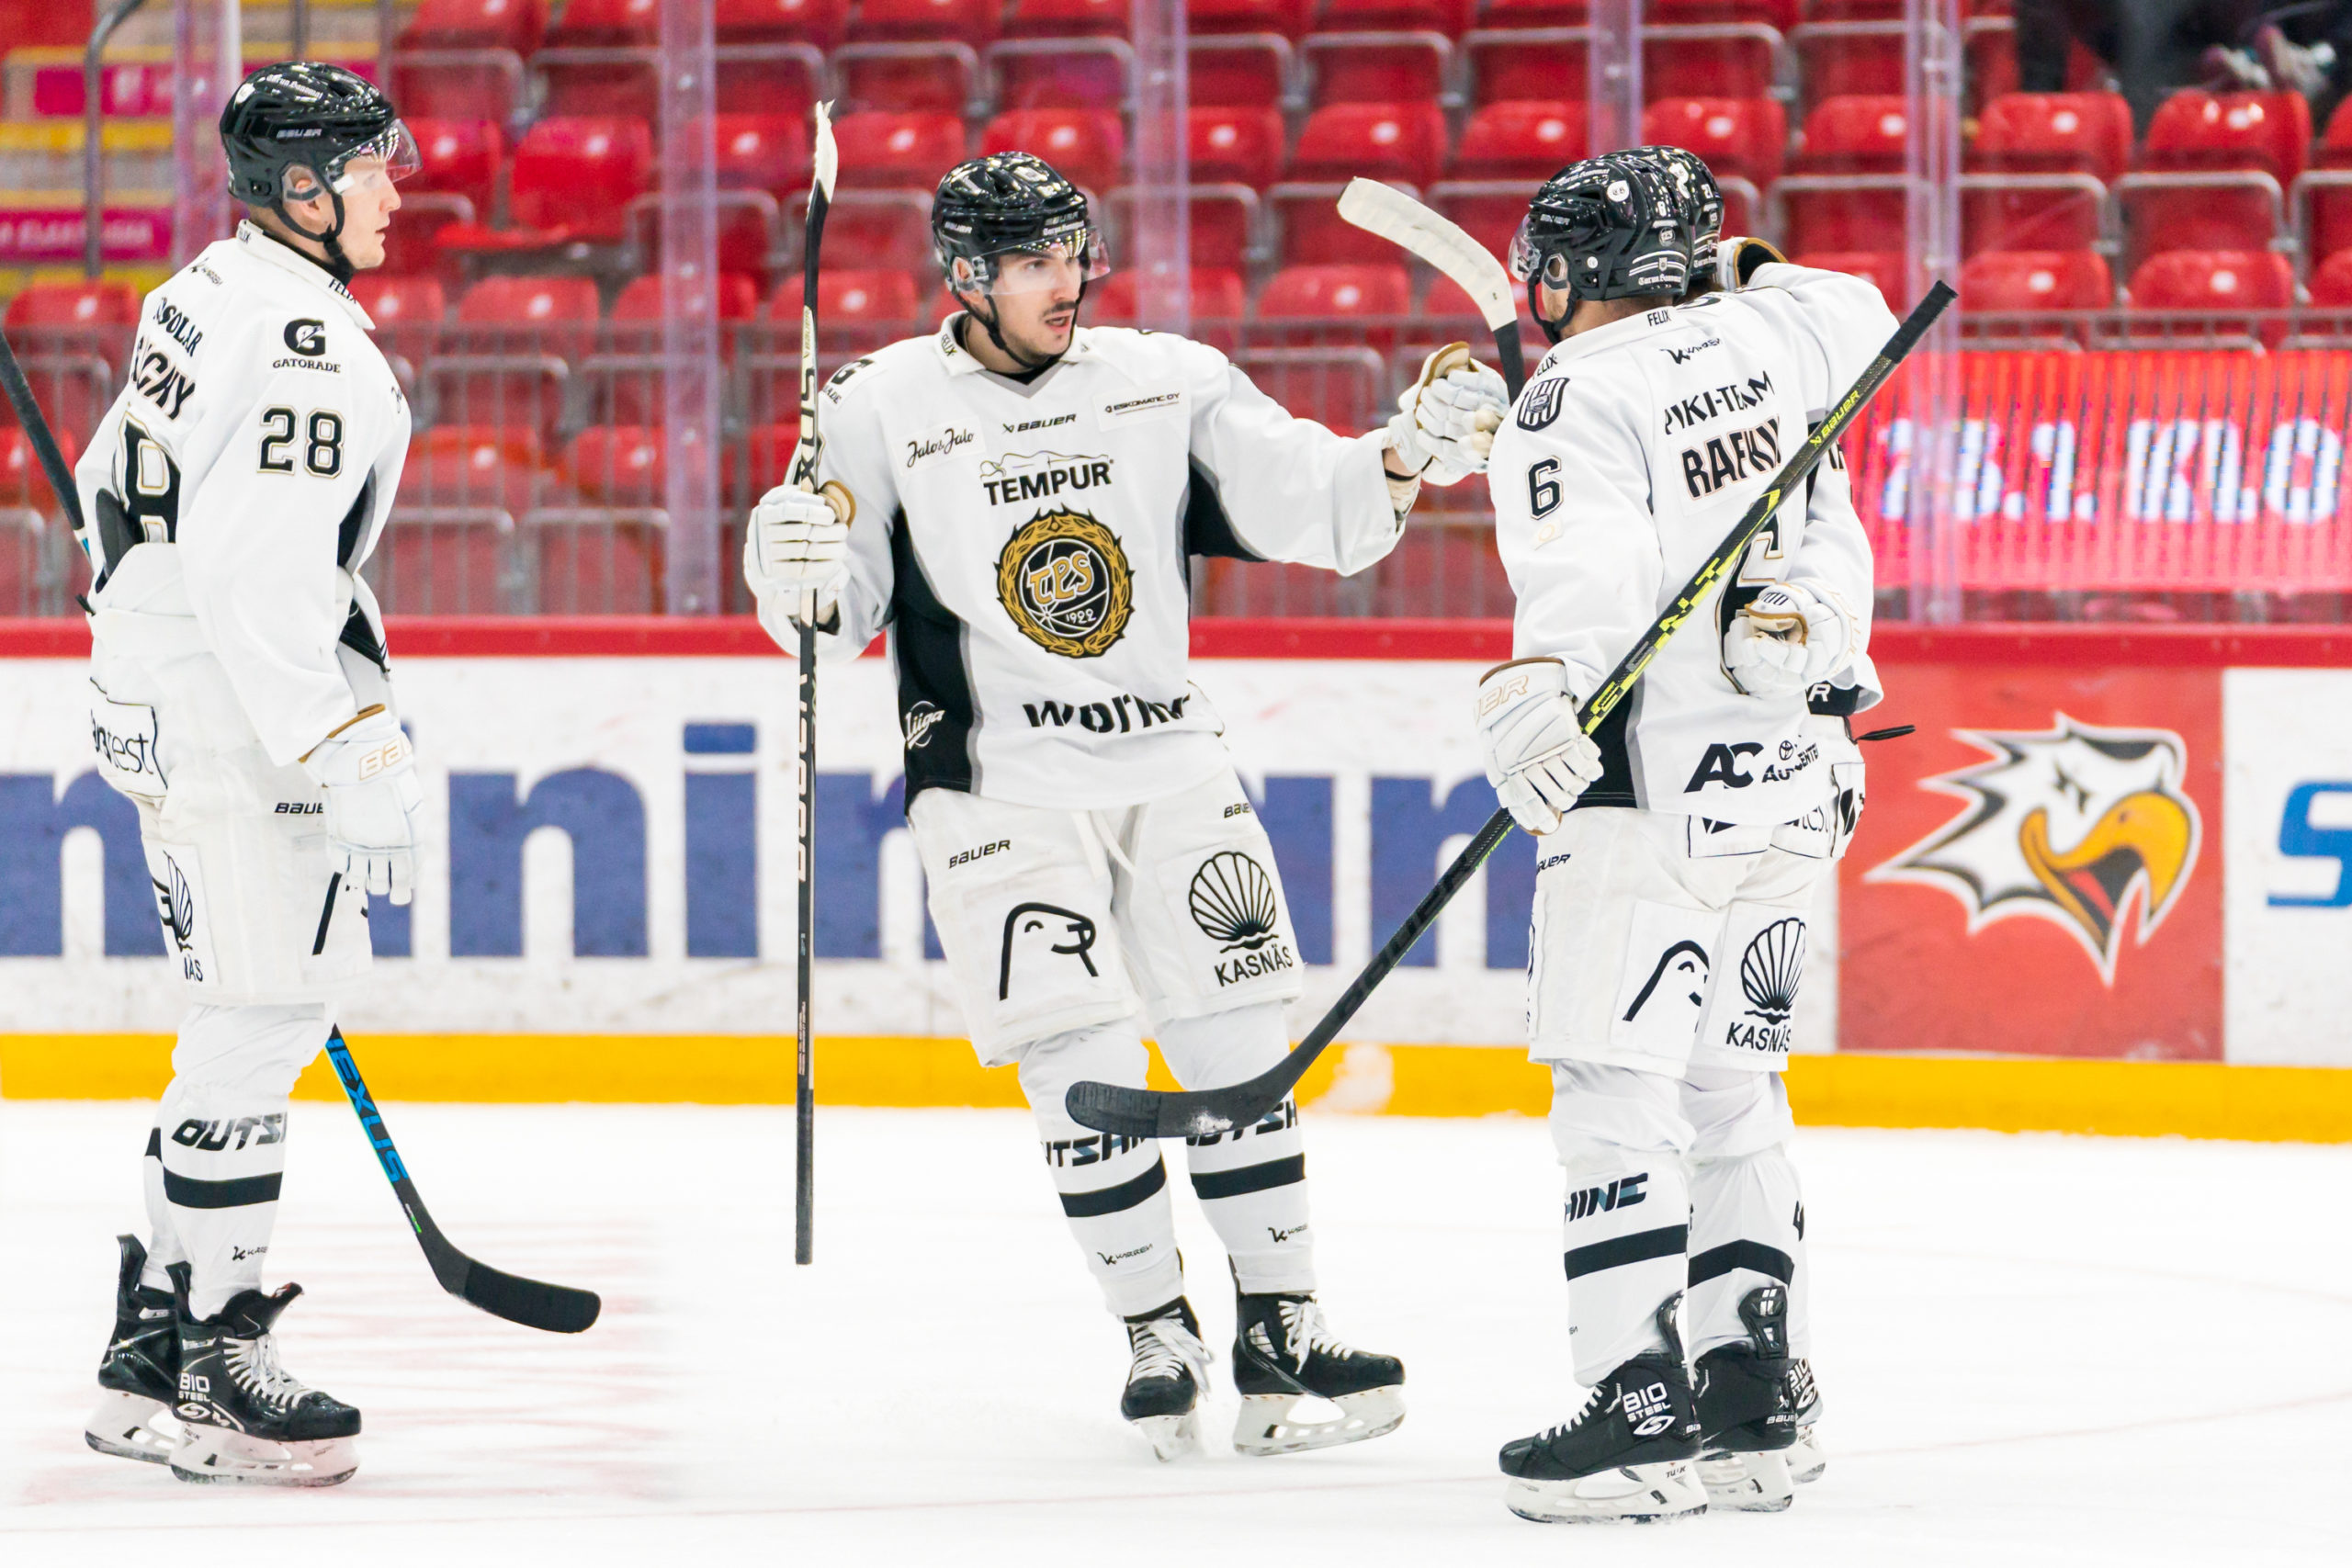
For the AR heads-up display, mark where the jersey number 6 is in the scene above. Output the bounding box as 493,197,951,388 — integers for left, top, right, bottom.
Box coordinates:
260,406,345,478
1528,457,1561,519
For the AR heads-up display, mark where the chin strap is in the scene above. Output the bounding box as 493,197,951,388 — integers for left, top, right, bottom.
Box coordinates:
1530,276,1567,345
268,186,356,286
958,272,1089,372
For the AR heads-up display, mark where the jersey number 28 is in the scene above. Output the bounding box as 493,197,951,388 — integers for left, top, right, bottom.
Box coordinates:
259,407,345,478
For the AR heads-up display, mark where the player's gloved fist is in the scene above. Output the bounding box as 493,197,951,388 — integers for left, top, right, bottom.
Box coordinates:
1387,343,1503,486
1716,235,1788,290
745,479,855,627
301,706,424,906
1476,658,1603,836
1723,581,1855,699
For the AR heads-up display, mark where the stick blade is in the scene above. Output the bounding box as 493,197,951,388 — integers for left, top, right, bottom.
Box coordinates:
1065,1080,1242,1141
458,1260,604,1334
1337,177,1518,333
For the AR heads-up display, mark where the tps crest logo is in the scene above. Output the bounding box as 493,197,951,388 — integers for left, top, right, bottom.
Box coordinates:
995,509,1133,659
1867,715,2200,983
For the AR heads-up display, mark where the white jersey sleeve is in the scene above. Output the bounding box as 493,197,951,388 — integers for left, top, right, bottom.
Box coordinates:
757,355,906,662
1180,341,1403,575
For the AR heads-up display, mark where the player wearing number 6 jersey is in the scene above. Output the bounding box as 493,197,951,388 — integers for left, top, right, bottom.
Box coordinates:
74,62,419,1486
745,151,1509,1461
1471,150,1894,1525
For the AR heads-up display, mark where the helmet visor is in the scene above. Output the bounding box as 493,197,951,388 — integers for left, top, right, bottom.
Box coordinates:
1507,214,1573,288
955,228,1112,296
332,120,422,193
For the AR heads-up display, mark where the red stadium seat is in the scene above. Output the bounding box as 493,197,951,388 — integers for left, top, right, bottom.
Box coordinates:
1791,20,1904,107
1255,265,1412,355
837,44,978,115
1971,92,2132,182
2324,97,2352,167
831,112,967,190
1790,251,1902,310
769,270,923,326
1645,21,1780,102
716,0,847,42
2309,248,2352,306
991,39,1132,110
350,274,448,329
505,117,653,241
1640,96,1784,186
0,425,78,505
1287,102,1447,186
457,275,601,347
1003,0,1126,35
1304,32,1453,107
536,0,660,120
2128,250,2293,310
1451,100,1587,181
1959,249,2110,310
714,113,812,196
544,0,655,43
1088,268,1248,346
408,118,503,214
1189,35,1291,107
850,0,1000,41
613,272,761,334
1323,0,1474,34
982,108,1125,194
400,0,546,51
401,425,549,513
1187,0,1313,39
1190,106,1286,188
1432,184,1532,266
1478,0,1587,25
3,279,141,330
2143,90,2312,183
1465,28,1587,108
1783,97,1910,255
1794,94,1910,172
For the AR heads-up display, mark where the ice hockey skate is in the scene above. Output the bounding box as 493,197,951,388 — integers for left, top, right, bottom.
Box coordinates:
1499,1299,1705,1524
1788,1357,1826,1483
1122,1298,1212,1461
1229,1291,1405,1456
1695,1284,1801,1512
84,1235,182,1464
170,1280,361,1486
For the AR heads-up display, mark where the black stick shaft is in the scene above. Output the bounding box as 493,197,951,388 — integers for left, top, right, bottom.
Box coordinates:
0,324,85,534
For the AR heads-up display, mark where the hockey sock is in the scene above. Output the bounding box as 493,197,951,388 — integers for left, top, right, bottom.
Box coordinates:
139,1109,191,1295
1158,1002,1314,1296
1550,1062,1694,1385
1687,1145,1805,1361
156,1003,331,1320
1018,1021,1186,1315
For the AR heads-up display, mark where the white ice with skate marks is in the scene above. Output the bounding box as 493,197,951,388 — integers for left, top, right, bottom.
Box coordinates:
3,1101,2349,1565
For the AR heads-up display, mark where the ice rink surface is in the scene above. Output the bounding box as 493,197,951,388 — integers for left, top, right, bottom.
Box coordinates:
3,1099,2347,1568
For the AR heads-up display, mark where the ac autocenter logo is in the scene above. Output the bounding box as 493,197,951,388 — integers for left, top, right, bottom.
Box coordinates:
1866,714,2200,984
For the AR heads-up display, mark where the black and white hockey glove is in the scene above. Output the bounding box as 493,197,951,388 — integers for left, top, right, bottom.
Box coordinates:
1387,343,1507,486
1716,235,1788,290
1476,658,1603,836
303,706,424,906
1723,582,1856,699
746,479,856,628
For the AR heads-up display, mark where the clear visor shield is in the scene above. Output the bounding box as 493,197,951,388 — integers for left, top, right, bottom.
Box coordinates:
954,228,1112,296
280,121,421,204
1507,215,1573,288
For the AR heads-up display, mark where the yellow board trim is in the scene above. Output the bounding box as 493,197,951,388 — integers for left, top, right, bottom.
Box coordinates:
1,1036,2346,1144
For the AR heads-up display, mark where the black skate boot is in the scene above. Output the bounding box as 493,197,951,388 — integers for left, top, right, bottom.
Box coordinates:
1787,1356,1826,1483
1122,1297,1212,1461
1498,1296,1705,1524
85,1235,182,1464
1694,1283,1800,1512
1230,1289,1404,1456
170,1278,362,1487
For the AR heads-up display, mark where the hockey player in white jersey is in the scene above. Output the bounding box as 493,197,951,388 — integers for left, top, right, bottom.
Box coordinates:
1465,150,1894,1524
76,62,420,1486
745,152,1506,1459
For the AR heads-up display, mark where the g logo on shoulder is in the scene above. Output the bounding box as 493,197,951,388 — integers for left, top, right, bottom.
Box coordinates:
284,319,327,356
995,509,1134,658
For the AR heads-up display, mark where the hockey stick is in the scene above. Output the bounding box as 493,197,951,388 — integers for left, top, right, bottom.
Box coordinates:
1338,178,1527,397
325,1031,601,1332
1069,279,1959,1140
784,102,840,1268
0,323,85,535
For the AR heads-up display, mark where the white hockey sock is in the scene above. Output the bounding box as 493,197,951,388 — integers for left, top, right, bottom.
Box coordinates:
156,1003,330,1320
1550,1062,1694,1384
1018,1021,1186,1316
1158,1002,1315,1296
1687,1145,1804,1360
139,1109,190,1294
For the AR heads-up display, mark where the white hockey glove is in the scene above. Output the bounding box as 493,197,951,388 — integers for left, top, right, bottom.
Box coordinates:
1386,343,1505,487
1723,582,1856,699
1715,235,1788,290
301,706,424,906
1476,658,1604,836
745,479,855,628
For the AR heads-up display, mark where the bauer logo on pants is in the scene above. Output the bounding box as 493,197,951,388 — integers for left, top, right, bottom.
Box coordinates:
1866,714,2200,984
996,510,1133,659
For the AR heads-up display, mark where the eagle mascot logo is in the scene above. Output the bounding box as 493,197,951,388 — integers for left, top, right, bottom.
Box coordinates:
1866,714,2199,984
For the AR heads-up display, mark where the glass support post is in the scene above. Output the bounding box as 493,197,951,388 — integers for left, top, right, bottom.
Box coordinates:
1904,0,1963,623
659,0,723,615
1130,0,1191,334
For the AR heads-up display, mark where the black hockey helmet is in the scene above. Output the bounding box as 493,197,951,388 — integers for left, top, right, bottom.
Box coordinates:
932,152,1110,293
220,62,418,278
1510,152,1691,339
1627,144,1724,294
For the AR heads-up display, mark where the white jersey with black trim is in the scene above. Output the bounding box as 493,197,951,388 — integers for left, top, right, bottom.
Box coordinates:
74,221,411,764
766,314,1404,809
1488,262,1895,827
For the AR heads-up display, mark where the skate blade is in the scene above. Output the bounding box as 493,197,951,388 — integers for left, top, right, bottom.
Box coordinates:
1504,1461,1708,1525
1232,1386,1405,1457
170,1427,358,1488
1130,1409,1201,1463
1792,1425,1826,1484
83,1389,179,1465
1700,1448,1795,1512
